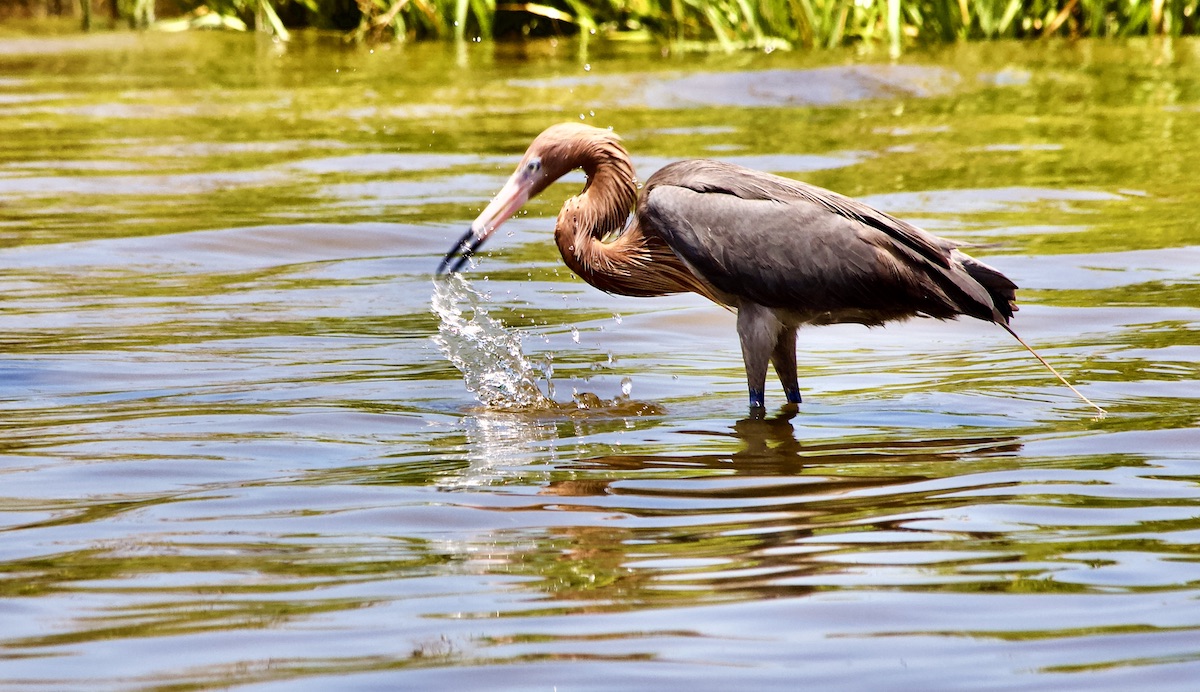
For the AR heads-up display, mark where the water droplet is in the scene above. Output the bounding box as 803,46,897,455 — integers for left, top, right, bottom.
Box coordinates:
570,326,580,343
620,377,633,397
588,110,595,117
583,63,591,72
613,313,622,325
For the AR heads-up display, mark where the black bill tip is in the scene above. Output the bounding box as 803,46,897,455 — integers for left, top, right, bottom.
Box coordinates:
438,228,482,275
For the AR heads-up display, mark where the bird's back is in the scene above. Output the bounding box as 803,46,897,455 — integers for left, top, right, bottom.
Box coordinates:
639,160,1016,326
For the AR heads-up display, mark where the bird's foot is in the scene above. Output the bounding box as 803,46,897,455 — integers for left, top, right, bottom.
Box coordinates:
746,389,770,420
784,388,803,405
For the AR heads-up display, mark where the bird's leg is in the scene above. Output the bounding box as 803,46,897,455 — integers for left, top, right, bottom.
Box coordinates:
736,303,781,409
771,325,802,404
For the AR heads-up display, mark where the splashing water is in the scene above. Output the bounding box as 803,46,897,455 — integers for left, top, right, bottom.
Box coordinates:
431,274,552,409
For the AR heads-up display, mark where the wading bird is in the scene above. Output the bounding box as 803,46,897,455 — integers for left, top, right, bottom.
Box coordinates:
439,123,1101,413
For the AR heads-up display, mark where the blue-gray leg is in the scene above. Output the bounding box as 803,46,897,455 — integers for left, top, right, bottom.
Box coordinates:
771,325,802,404
737,303,778,409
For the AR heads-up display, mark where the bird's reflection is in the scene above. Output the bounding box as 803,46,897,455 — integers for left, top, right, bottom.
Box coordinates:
444,400,1022,492
439,403,1025,613
553,406,1022,477
729,406,804,455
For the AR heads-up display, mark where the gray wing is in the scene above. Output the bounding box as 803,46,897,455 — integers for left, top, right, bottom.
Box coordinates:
639,160,1007,324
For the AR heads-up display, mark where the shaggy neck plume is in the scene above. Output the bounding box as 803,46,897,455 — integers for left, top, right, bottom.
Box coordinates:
549,129,718,300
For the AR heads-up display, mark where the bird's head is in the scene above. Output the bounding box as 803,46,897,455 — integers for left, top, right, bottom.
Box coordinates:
438,123,623,274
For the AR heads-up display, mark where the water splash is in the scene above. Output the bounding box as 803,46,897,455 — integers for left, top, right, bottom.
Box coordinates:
431,274,552,410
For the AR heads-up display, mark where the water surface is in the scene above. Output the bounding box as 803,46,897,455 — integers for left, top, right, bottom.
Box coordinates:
1,32,1199,690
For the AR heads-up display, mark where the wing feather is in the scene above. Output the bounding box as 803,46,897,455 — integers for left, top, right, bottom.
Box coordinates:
639,160,1007,324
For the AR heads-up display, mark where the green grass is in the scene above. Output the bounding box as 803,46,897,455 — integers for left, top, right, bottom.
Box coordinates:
33,0,1200,49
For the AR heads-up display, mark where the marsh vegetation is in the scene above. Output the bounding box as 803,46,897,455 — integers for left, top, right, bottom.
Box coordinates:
7,0,1200,51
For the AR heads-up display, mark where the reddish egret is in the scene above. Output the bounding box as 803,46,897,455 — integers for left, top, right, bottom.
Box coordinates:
439,123,1102,413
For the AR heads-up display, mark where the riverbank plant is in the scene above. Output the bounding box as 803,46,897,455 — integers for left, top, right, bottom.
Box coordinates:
13,0,1200,49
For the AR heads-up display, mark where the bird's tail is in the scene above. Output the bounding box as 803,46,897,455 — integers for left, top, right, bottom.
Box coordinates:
959,253,1018,322
1000,323,1106,417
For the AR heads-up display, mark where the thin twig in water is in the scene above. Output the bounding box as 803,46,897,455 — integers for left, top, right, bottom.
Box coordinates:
1001,323,1105,416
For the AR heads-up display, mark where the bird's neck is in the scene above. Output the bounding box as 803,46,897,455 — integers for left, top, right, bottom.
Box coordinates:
552,147,642,287
563,147,639,242
552,140,716,299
